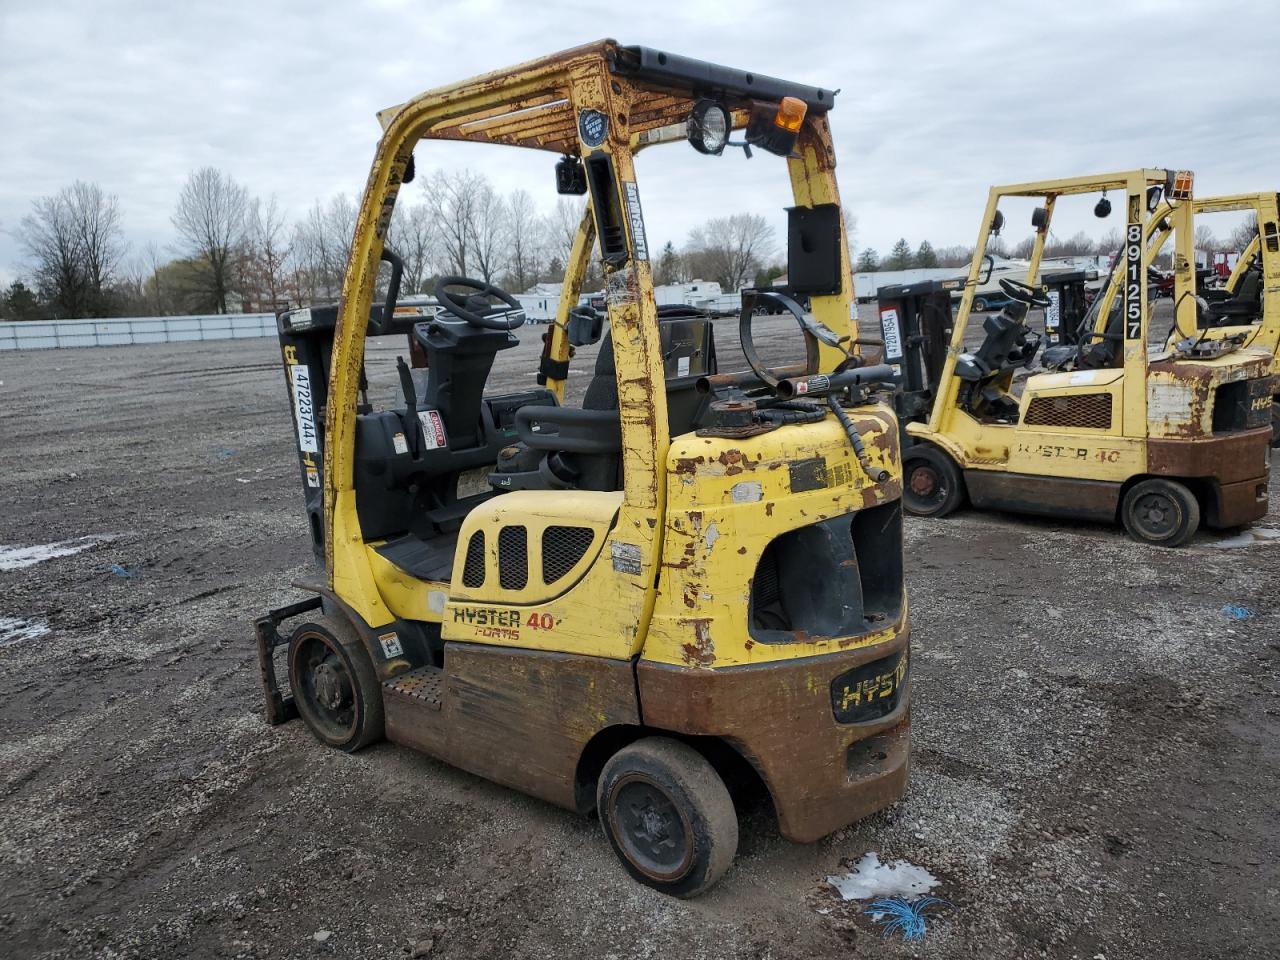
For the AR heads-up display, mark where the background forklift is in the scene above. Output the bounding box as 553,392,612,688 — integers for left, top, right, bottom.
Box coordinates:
255,41,908,897
882,170,1272,546
1160,193,1280,441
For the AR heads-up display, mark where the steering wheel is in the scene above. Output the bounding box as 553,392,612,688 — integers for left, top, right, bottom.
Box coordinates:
999,277,1051,308
433,276,525,330
739,291,846,388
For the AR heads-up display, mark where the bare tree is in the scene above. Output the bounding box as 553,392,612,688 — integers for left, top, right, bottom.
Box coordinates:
933,245,973,268
388,201,438,295
246,195,291,310
543,196,588,279
426,169,487,275
172,167,249,313
1193,224,1217,253
1226,215,1259,253
504,189,543,292
1095,228,1123,256
684,214,775,291
18,181,125,317
324,193,357,274
469,182,508,284
1044,231,1096,258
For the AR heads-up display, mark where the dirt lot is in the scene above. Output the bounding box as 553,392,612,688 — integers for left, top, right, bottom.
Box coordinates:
1,310,1277,960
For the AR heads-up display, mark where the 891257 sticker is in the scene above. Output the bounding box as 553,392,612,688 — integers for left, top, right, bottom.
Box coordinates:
1124,221,1143,340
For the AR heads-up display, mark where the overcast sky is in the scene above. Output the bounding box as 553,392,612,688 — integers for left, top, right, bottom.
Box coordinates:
1,0,1276,289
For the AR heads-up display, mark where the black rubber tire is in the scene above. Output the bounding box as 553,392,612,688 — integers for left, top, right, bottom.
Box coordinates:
902,446,966,518
973,297,989,312
1270,399,1279,447
287,614,385,752
1121,478,1200,547
597,737,738,898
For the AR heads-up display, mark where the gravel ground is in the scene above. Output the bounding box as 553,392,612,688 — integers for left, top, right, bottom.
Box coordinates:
0,307,1277,960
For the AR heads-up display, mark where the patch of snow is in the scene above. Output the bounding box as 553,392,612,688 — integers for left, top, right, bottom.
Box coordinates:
1208,527,1280,549
0,536,110,571
0,617,51,647
827,852,940,901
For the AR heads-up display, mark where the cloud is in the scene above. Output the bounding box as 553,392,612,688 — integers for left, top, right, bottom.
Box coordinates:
1,0,1276,284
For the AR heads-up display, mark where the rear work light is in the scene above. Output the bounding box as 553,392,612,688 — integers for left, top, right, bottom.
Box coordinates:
745,96,808,157
1167,170,1194,200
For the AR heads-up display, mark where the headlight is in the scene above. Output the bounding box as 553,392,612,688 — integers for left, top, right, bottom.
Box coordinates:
687,99,729,156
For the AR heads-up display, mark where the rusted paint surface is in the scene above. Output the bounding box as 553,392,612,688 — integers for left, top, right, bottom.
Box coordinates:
384,642,640,814
1147,428,1272,483
965,470,1120,523
638,631,911,842
1210,477,1270,528
678,618,716,666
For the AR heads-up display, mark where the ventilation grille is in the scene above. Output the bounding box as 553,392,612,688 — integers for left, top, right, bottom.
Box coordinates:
498,525,528,590
1023,393,1113,429
462,532,486,588
541,526,595,584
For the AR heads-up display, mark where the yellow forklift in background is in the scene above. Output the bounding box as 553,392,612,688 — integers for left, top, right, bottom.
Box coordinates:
255,41,909,897
894,170,1271,546
1161,193,1280,440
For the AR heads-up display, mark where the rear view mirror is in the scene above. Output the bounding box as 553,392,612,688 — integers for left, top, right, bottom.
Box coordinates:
979,254,994,284
990,210,1005,235
555,155,587,195
1031,206,1048,231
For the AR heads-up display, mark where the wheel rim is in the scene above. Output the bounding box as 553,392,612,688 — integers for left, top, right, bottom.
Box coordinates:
293,632,358,741
1130,491,1181,540
905,462,947,511
608,774,693,882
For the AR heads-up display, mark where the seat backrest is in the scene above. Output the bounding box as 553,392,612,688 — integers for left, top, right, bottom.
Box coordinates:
583,318,716,435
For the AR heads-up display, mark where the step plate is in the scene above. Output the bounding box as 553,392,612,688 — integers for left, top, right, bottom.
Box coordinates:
384,666,444,711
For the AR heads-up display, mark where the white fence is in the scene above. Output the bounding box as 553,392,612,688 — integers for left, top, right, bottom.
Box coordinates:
0,313,277,351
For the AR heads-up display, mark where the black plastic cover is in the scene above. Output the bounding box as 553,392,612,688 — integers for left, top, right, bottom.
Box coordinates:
613,46,835,113
787,204,843,295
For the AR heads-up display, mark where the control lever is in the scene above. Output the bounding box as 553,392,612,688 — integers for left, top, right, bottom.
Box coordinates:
396,356,420,457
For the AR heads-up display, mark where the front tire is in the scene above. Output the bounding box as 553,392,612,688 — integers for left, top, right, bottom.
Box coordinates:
902,447,966,517
1121,478,1200,547
597,737,738,898
973,297,989,312
288,614,385,752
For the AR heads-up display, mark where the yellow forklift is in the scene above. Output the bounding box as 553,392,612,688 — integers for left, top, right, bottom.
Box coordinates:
1160,193,1280,440
893,170,1272,546
255,41,908,896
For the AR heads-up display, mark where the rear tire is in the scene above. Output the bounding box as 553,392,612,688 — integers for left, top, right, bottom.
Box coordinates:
902,447,966,517
288,614,385,752
973,297,989,312
1121,478,1200,547
597,737,738,898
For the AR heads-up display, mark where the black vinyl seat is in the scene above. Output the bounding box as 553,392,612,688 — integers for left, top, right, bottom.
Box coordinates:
489,315,716,492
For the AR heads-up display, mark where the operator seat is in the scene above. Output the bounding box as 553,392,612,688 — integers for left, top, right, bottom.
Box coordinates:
1200,260,1263,326
489,313,716,492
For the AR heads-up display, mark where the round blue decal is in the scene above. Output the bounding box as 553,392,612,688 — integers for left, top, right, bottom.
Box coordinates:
579,109,608,147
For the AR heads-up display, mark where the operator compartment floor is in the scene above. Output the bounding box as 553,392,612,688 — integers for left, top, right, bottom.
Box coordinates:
374,532,460,582
384,665,444,710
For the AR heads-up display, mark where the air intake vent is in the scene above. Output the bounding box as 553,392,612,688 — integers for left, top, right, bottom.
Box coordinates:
462,531,486,588
542,526,595,584
498,525,529,590
1023,393,1112,429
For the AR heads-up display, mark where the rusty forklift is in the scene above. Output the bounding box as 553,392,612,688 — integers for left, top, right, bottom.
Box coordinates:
882,170,1271,546
255,42,908,896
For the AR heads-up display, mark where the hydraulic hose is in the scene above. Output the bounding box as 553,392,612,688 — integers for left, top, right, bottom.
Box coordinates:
826,395,889,483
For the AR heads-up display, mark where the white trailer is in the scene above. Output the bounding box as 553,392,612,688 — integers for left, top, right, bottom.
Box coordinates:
513,293,559,324
653,280,723,306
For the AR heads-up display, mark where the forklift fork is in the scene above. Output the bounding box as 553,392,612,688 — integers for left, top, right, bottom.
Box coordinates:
253,595,322,725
